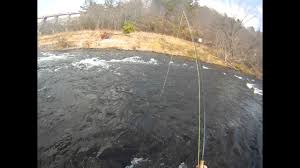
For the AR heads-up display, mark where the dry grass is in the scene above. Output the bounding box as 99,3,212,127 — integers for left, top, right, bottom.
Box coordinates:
38,30,261,79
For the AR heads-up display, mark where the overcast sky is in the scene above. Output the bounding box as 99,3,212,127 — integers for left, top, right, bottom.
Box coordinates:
200,0,262,31
38,0,262,31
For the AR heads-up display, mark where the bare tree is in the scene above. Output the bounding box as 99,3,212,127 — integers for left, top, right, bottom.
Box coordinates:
38,0,262,74
210,1,261,69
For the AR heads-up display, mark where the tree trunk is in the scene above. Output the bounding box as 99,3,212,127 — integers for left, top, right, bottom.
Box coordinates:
97,16,100,29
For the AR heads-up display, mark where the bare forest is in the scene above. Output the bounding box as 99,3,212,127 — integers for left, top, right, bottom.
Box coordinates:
38,0,262,76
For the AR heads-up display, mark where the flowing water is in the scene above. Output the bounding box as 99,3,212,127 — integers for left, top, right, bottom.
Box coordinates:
38,49,262,168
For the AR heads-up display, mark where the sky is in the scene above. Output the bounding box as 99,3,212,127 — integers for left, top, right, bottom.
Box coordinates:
199,0,262,31
38,0,262,31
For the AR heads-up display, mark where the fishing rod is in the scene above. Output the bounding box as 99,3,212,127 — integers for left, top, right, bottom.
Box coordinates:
182,10,206,168
159,10,207,168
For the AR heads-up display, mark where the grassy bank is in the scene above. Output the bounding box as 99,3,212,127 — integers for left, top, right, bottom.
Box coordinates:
38,30,262,79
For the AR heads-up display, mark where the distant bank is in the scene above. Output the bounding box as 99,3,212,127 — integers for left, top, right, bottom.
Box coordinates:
38,30,262,79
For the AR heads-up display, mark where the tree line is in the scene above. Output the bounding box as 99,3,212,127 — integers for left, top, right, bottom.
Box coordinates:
38,0,262,73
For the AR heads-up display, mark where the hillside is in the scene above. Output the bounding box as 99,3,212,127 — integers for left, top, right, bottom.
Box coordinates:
38,30,262,79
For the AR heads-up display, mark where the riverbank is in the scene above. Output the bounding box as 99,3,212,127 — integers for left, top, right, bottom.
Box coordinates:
38,30,262,79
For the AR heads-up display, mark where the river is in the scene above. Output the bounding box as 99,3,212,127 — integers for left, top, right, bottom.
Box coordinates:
38,49,262,168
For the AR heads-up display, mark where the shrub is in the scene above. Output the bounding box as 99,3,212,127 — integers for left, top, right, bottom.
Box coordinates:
100,32,110,39
122,21,135,34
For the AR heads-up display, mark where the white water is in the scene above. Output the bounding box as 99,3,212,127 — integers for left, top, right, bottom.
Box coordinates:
39,52,76,62
246,83,255,89
71,56,159,70
125,157,149,168
72,58,110,70
254,88,263,95
247,83,263,95
38,54,68,62
234,75,243,80
178,162,188,168
109,56,158,65
114,72,121,76
54,67,62,72
202,65,210,69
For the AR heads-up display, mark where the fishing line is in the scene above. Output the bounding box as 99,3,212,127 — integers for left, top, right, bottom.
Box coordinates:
158,9,206,167
160,13,183,97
